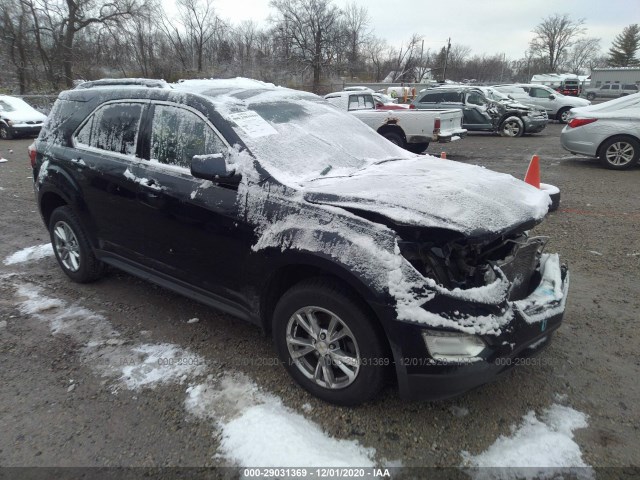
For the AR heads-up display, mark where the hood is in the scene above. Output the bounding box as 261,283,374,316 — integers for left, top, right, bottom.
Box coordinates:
303,157,550,237
0,109,47,123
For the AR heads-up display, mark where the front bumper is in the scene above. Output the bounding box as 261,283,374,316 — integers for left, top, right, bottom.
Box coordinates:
377,254,569,400
7,123,43,137
523,115,548,133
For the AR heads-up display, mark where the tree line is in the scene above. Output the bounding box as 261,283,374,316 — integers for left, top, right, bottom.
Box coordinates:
1,0,639,95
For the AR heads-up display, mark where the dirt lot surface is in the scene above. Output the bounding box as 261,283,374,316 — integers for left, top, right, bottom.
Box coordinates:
1,123,638,475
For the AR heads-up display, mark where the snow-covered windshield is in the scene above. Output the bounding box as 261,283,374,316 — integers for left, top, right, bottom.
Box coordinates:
0,96,34,112
181,81,413,185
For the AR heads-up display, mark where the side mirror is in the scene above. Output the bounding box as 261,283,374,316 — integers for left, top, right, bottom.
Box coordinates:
549,94,556,100
190,153,240,184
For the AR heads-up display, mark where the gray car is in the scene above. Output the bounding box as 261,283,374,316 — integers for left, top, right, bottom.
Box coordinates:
560,93,640,170
493,84,590,123
584,84,639,101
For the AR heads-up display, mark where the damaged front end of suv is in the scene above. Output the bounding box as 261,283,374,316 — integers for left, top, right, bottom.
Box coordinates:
387,223,568,399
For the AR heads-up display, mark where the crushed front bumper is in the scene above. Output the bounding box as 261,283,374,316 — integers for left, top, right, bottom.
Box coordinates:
377,253,569,400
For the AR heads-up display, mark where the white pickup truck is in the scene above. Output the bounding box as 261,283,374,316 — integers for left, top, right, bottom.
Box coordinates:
324,91,466,153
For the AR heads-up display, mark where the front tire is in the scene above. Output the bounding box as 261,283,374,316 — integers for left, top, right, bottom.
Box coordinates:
499,116,524,137
0,124,13,140
557,108,571,124
598,136,639,170
49,206,105,283
586,92,596,100
273,278,388,406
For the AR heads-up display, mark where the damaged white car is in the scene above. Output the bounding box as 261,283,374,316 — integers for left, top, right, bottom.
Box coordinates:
32,78,568,405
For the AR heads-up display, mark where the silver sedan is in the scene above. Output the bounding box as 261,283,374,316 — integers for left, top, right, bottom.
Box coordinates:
560,93,640,170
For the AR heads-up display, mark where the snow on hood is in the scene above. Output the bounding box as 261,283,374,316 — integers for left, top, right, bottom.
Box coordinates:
303,156,550,236
0,96,47,123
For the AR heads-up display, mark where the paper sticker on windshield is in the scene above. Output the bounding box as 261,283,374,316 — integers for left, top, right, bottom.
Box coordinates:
229,111,278,138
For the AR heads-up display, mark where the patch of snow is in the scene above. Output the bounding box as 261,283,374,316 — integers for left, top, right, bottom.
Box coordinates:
119,344,205,390
301,403,313,413
187,317,200,324
0,320,7,328
588,250,602,256
0,158,8,163
3,243,54,265
185,374,376,468
461,404,592,480
15,283,377,469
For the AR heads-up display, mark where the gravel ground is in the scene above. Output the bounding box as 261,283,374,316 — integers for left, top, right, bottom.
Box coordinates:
0,124,638,473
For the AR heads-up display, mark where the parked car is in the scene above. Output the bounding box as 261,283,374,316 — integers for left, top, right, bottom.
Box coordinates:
32,78,568,405
324,90,466,152
0,95,48,139
493,84,590,123
476,86,549,119
583,83,639,101
412,86,548,137
560,92,640,170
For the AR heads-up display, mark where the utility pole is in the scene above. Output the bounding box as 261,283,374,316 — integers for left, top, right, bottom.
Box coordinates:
442,37,451,82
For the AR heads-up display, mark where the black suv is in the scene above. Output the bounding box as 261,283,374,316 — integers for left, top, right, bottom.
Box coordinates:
31,78,568,405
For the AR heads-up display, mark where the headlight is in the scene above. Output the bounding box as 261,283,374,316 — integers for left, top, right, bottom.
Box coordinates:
422,330,486,362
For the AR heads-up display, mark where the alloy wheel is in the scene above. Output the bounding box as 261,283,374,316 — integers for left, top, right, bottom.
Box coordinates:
605,141,635,167
53,220,81,272
286,306,361,389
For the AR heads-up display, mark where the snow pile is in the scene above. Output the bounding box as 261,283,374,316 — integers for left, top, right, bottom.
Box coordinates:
185,375,376,468
461,404,593,480
3,243,54,265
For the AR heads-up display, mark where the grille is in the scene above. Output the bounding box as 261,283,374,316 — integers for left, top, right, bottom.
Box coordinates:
494,241,541,300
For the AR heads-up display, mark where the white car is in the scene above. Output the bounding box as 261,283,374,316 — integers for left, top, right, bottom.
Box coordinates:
560,93,640,170
493,84,590,123
0,95,47,140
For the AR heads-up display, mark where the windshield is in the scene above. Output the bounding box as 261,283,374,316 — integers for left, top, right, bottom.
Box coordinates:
202,88,413,185
0,96,34,112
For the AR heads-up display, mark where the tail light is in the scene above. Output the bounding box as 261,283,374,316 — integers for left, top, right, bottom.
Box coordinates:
28,143,37,168
433,117,441,134
409,103,416,109
568,118,597,129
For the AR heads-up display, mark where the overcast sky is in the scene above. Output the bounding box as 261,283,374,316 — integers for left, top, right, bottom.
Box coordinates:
207,0,635,60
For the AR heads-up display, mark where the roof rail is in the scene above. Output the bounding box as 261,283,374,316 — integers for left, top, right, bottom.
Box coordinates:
75,78,170,90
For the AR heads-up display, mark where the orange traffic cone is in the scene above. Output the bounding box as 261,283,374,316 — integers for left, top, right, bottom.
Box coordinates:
440,151,447,159
524,155,540,188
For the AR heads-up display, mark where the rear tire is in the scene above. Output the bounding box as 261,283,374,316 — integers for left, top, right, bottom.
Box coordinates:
586,92,596,101
49,206,105,283
272,278,388,406
598,136,639,170
407,142,429,153
381,131,405,149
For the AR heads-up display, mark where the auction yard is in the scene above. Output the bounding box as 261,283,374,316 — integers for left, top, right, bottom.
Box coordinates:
1,124,638,474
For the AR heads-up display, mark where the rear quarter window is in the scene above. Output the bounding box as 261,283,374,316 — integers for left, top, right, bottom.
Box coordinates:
75,103,143,156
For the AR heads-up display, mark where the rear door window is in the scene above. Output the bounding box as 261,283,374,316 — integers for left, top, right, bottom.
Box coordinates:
149,104,227,169
347,94,374,110
75,103,143,156
419,92,443,103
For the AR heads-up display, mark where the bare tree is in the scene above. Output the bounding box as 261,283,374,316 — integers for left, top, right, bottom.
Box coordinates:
177,0,219,72
387,33,421,82
363,36,387,81
342,2,369,79
564,37,600,74
271,0,342,92
530,14,585,72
